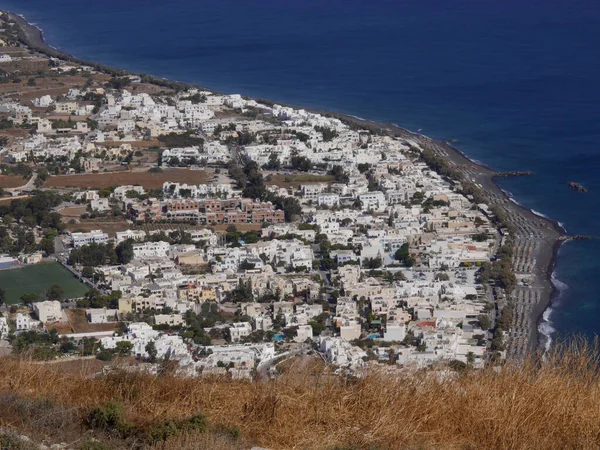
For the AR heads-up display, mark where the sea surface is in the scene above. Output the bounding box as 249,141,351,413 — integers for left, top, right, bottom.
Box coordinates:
3,0,600,346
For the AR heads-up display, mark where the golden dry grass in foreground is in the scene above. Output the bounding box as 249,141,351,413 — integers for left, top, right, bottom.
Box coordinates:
1,340,600,449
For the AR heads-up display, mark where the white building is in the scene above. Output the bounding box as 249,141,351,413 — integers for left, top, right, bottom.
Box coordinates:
71,230,109,248
133,241,170,259
0,317,9,339
86,308,118,324
317,194,340,207
229,322,253,342
33,301,62,323
15,313,36,331
115,229,147,243
294,324,314,342
154,314,185,327
359,192,387,212
383,322,406,342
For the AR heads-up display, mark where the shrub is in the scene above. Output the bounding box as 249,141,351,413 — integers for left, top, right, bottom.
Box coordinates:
86,400,128,432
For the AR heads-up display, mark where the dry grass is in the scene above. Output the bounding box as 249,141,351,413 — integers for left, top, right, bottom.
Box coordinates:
0,196,31,206
0,174,28,188
265,173,334,189
64,220,130,238
65,309,119,334
45,169,212,189
98,139,164,149
58,205,87,217
1,340,600,449
212,223,262,232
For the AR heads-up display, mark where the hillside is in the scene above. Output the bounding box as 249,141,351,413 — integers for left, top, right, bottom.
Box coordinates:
0,341,599,450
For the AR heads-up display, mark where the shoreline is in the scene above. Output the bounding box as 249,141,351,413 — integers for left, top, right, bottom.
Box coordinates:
5,10,565,354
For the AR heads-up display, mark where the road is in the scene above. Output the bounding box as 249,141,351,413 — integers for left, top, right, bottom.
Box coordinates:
6,172,37,195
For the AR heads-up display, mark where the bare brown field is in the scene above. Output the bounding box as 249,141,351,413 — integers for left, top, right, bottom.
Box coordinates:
212,223,262,232
45,322,73,334
64,220,130,238
99,139,165,148
45,168,212,189
15,86,71,103
45,114,88,121
129,82,175,95
0,46,30,56
0,129,28,147
0,195,31,205
0,128,28,137
0,174,27,188
66,309,119,334
58,206,87,218
265,173,334,189
10,74,108,102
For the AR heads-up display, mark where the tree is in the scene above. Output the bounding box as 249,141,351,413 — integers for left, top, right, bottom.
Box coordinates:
145,341,158,363
290,155,311,172
478,314,491,331
472,231,488,242
449,359,467,372
328,165,349,184
20,293,39,304
276,197,302,222
46,284,64,302
0,288,5,306
363,257,382,269
394,271,406,281
264,152,281,170
116,341,133,356
115,239,134,265
357,163,371,173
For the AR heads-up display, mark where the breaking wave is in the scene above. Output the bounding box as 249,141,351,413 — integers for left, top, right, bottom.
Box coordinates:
531,209,550,220
539,272,569,351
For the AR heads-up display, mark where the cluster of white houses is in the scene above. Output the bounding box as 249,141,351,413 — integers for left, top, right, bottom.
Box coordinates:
0,74,501,374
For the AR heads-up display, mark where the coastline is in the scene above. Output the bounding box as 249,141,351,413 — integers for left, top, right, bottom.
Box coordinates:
5,10,565,354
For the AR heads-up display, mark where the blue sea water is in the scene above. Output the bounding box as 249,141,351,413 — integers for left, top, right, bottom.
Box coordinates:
3,0,600,344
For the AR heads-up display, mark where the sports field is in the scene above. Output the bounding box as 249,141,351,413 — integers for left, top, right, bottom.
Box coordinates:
0,262,88,304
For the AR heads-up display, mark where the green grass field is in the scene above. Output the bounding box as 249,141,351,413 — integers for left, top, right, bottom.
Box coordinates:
0,262,89,304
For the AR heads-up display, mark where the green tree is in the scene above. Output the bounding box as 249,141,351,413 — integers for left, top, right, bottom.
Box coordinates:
115,239,134,265
264,152,281,170
20,293,39,304
46,284,64,302
145,341,158,363
478,314,491,331
116,341,133,356
327,165,349,184
0,288,5,306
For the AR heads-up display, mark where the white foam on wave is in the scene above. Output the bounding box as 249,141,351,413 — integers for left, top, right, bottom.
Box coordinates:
558,222,567,233
349,114,366,121
538,272,569,351
538,306,556,351
531,209,551,220
508,197,522,207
